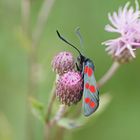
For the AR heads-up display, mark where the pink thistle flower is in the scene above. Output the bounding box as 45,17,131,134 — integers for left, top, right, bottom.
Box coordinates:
56,71,83,106
52,51,75,75
103,0,140,62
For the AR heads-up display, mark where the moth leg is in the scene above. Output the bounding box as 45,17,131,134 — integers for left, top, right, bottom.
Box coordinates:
75,62,80,71
81,62,85,78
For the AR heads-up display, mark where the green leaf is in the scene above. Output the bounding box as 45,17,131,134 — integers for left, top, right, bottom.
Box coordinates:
29,97,45,123
58,93,112,129
76,93,112,126
58,118,82,129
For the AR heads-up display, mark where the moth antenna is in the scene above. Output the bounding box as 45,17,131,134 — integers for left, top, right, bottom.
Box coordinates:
56,30,82,57
75,27,85,55
75,27,84,47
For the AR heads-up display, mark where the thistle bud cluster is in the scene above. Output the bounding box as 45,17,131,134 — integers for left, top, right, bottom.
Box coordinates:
52,52,83,105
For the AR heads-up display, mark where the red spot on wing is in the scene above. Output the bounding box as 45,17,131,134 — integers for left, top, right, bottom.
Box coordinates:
90,101,95,108
85,83,89,89
89,85,96,93
84,66,88,74
85,97,90,104
88,67,93,77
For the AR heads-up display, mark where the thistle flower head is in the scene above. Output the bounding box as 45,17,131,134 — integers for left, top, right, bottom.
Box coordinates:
56,71,83,106
52,51,75,75
103,0,140,63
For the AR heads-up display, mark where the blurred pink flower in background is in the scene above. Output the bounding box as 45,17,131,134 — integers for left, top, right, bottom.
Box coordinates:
103,0,140,62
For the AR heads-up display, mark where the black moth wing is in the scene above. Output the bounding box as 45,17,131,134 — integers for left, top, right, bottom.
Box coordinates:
82,59,99,116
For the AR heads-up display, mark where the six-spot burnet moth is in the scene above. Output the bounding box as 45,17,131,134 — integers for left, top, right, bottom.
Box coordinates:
56,30,99,116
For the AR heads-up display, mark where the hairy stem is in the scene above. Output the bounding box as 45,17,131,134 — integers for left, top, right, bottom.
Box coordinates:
97,61,120,88
45,105,67,140
50,104,67,126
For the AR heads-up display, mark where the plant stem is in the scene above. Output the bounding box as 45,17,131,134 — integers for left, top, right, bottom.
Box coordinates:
45,105,67,140
50,104,67,126
21,0,31,35
21,0,33,140
55,127,65,140
97,61,120,88
22,0,55,139
32,0,55,48
44,123,51,140
46,80,56,123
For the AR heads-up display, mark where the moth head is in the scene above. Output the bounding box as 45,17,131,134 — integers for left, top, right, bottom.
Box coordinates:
77,54,86,64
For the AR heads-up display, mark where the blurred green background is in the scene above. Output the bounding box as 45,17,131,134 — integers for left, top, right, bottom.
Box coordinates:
0,0,140,140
